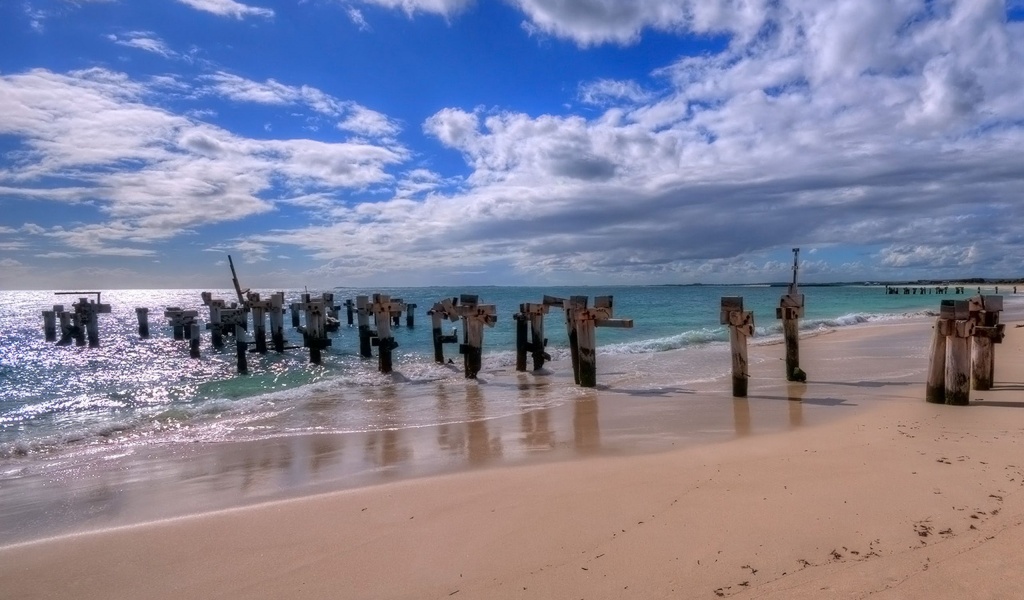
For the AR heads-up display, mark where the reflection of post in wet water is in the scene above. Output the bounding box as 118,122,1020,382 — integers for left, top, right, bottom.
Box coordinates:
466,384,502,464
573,395,601,453
363,386,411,469
732,398,751,436
519,376,554,450
787,383,804,428
306,391,344,474
435,383,456,451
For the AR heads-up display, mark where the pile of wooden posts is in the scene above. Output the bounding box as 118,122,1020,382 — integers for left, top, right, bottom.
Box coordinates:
41,292,112,348
926,295,1005,405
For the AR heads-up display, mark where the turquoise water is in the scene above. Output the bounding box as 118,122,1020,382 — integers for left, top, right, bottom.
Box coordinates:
0,284,997,461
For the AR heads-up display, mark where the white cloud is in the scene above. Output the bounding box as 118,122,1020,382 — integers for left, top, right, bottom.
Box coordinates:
107,32,175,58
579,79,652,106
353,0,473,18
0,68,409,257
176,0,274,19
513,0,770,46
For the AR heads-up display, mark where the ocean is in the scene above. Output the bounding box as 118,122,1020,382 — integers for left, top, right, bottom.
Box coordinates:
1,284,995,458
2,283,1019,543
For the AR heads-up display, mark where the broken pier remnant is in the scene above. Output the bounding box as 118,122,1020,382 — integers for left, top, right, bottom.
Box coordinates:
563,295,632,388
427,298,460,364
721,296,754,398
370,293,404,374
455,295,497,379
775,248,806,382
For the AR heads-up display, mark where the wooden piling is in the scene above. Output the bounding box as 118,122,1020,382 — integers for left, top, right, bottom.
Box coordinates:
135,307,150,338
344,299,355,326
189,323,201,359
72,312,86,346
721,297,754,398
776,248,806,382
370,294,402,374
235,323,248,374
945,320,972,405
428,298,459,364
968,294,1004,391
514,306,529,372
290,302,301,328
269,292,285,352
56,310,72,346
925,317,947,403
971,330,995,391
42,309,57,342
572,296,632,388
356,295,374,358
456,295,497,379
247,292,269,354
530,302,551,371
564,296,588,385
405,303,416,328
299,297,330,365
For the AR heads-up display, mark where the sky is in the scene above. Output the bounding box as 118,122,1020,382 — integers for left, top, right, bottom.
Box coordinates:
1,0,1024,289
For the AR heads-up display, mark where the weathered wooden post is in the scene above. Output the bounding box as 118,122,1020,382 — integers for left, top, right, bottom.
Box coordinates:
456,295,497,379
427,298,459,363
943,300,972,406
164,308,199,345
355,295,376,358
55,309,73,346
269,292,286,352
235,323,248,374
564,296,588,385
299,296,331,364
246,292,270,354
290,302,301,328
201,293,226,349
71,312,86,346
925,313,948,404
72,296,111,348
42,308,58,342
389,299,403,328
968,295,1004,391
572,296,633,388
135,307,150,338
775,248,806,382
370,294,403,374
514,306,530,372
344,299,355,326
189,323,201,359
721,297,755,397
405,303,416,328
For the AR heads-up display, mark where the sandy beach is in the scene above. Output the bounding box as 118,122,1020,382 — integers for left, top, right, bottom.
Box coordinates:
3,319,1024,599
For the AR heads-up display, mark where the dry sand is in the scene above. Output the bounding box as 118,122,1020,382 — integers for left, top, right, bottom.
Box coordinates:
3,320,1024,599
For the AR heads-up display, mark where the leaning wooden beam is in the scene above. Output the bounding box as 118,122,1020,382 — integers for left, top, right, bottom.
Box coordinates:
721,296,755,398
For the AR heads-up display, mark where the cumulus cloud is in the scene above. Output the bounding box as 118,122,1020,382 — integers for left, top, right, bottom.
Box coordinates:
260,0,1024,283
0,68,408,257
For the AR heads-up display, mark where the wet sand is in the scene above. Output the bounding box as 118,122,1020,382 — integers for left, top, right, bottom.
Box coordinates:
4,319,1024,598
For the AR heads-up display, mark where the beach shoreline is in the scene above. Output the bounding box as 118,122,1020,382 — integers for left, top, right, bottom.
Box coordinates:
3,316,1024,599
1,318,931,545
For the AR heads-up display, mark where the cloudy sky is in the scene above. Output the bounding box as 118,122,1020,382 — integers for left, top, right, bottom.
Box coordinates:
2,0,1023,289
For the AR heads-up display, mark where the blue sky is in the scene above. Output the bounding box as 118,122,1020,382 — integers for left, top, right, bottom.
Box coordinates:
2,0,1024,289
